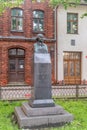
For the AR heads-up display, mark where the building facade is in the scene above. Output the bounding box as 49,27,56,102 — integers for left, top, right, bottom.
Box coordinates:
0,0,55,86
56,2,87,85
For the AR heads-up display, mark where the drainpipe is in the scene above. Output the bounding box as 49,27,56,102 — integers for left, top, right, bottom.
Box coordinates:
54,6,59,83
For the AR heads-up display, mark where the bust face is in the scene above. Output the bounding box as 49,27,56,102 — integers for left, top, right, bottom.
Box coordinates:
34,34,48,53
38,37,44,43
36,34,44,43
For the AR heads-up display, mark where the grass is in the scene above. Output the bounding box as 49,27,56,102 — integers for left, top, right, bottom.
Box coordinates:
0,100,24,130
0,99,87,130
54,99,87,130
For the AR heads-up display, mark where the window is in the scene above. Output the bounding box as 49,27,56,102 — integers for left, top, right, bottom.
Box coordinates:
67,13,78,34
11,8,23,31
33,10,44,32
9,48,25,56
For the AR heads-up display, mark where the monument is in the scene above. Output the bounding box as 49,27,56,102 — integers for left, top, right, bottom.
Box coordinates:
14,34,73,129
29,33,55,107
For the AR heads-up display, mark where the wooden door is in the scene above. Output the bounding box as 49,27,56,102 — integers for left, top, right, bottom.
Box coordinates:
64,52,81,84
8,48,25,82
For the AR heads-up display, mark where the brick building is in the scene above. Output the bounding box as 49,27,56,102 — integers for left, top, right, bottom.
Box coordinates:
0,0,56,86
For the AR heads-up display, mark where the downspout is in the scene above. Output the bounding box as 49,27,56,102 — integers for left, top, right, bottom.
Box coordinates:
54,6,59,83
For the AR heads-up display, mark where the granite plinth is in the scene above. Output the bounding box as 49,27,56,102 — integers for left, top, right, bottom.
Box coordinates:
29,99,55,108
15,102,73,129
22,102,64,117
30,53,55,107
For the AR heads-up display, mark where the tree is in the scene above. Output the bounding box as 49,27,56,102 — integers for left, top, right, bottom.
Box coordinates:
50,0,81,9
49,0,87,18
0,0,23,15
0,0,87,17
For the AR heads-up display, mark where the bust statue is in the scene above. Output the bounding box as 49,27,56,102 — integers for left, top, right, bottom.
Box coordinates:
34,34,48,53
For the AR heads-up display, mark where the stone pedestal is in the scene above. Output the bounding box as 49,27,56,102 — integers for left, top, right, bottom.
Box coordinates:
15,102,73,129
29,53,55,107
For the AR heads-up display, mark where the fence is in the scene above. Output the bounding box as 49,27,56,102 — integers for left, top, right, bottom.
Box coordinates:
0,85,87,100
52,85,87,99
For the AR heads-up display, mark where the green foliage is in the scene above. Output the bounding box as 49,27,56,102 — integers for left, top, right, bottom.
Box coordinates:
0,100,24,130
49,0,81,9
0,0,23,15
55,99,87,130
81,13,87,18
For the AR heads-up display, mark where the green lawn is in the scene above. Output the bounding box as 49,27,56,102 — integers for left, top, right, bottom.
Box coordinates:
0,99,87,130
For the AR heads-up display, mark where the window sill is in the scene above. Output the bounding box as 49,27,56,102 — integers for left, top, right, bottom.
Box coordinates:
11,30,24,33
33,31,45,34
67,33,79,35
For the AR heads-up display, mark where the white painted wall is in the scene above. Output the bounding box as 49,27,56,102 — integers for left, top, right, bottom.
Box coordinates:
57,5,87,82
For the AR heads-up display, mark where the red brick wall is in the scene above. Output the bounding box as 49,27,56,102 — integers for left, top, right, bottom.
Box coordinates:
1,0,54,38
0,0,55,86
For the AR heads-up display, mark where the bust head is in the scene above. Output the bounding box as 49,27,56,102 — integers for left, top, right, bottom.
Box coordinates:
34,34,48,53
36,34,44,43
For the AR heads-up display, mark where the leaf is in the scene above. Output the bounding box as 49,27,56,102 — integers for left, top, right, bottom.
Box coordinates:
0,0,23,15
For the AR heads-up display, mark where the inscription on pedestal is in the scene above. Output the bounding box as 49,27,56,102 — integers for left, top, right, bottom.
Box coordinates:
34,54,52,99
35,63,51,88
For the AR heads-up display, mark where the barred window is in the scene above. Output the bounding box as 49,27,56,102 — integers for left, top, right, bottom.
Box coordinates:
11,8,23,31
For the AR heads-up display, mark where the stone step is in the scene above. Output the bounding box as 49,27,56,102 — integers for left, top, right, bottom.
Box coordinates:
22,102,65,117
15,106,73,129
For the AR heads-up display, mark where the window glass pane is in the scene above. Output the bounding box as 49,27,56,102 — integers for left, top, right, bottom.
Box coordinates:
69,53,74,59
17,49,24,55
17,18,23,30
33,19,38,31
73,14,78,20
33,11,44,18
11,17,16,30
39,19,44,31
64,52,69,59
76,61,80,76
39,11,44,18
17,10,23,16
67,22,71,33
9,49,16,55
64,61,68,76
11,9,17,16
70,61,75,76
75,53,80,59
18,59,24,70
33,11,39,18
72,22,78,33
9,59,15,71
11,9,23,16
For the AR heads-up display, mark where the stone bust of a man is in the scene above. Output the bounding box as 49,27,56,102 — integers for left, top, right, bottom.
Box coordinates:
34,34,48,53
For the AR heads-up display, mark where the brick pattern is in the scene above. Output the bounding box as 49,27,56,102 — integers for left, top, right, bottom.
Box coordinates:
0,0,55,86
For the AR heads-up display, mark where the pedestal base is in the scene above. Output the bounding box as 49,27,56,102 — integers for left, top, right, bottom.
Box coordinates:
29,99,55,107
15,102,73,129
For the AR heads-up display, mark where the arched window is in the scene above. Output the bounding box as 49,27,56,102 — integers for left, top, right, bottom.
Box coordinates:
11,8,23,31
33,10,44,32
